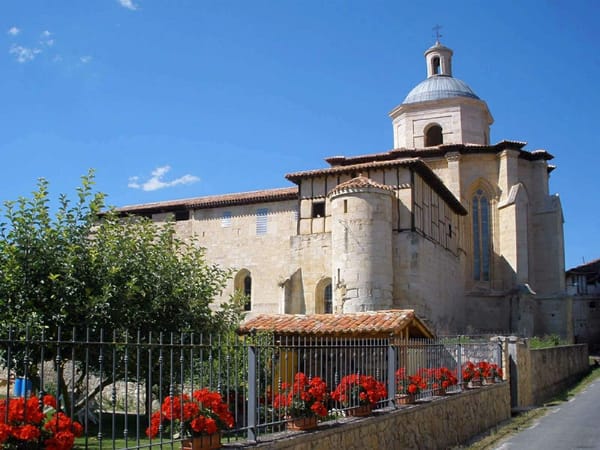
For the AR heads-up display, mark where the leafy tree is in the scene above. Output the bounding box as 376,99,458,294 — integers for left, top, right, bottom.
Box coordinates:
0,171,234,413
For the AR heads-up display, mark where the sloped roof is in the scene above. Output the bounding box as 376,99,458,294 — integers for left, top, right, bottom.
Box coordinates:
567,258,600,284
237,310,434,339
329,175,394,197
114,187,298,214
324,141,552,167
286,158,466,215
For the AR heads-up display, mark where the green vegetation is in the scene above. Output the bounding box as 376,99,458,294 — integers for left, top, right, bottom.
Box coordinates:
529,334,568,349
0,170,232,336
0,171,238,416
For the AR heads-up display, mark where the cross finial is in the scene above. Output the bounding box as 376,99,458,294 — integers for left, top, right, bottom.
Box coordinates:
432,24,443,43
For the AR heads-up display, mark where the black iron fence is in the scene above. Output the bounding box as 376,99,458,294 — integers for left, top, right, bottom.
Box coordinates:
0,328,503,448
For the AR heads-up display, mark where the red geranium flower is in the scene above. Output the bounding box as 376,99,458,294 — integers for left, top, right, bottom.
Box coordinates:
273,372,330,419
146,388,234,439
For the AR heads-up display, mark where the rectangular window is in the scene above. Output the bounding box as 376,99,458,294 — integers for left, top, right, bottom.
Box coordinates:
312,201,325,218
174,210,188,221
221,211,232,227
256,208,268,235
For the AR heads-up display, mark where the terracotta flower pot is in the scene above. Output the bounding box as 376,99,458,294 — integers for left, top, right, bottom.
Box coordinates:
346,404,373,417
181,433,222,450
395,393,416,405
286,415,318,431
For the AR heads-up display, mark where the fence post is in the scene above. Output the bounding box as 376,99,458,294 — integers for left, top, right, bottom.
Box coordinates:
387,340,396,408
457,341,463,385
247,345,257,442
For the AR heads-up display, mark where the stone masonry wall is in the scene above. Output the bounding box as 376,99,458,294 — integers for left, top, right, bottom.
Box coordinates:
529,344,589,405
248,383,510,450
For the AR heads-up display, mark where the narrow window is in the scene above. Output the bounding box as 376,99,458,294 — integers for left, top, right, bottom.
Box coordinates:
432,56,441,75
324,283,333,314
343,200,348,213
243,275,252,311
221,211,232,227
312,201,325,218
425,125,443,147
256,208,268,235
472,189,490,281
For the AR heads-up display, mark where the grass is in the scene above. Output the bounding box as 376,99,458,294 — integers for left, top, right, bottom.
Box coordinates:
529,334,568,349
454,359,600,450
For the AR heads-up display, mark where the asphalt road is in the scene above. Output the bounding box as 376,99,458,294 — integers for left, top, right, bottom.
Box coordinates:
493,378,600,450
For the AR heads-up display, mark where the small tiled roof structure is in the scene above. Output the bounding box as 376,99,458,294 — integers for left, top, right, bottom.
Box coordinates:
328,175,395,197
237,310,435,339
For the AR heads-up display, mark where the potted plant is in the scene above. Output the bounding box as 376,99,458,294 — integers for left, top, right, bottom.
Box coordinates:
484,363,503,383
331,374,387,416
273,372,329,431
395,368,426,404
431,366,458,395
0,393,83,450
146,388,234,450
462,361,479,388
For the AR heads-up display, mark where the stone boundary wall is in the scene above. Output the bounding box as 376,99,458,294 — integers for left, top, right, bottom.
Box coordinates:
242,383,510,450
529,344,589,405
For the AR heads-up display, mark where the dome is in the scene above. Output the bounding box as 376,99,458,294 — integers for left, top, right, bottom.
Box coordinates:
402,76,480,104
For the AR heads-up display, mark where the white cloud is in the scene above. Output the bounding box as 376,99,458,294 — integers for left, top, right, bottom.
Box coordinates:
7,27,20,36
128,166,200,192
118,0,138,10
9,44,41,63
39,31,54,47
80,55,92,64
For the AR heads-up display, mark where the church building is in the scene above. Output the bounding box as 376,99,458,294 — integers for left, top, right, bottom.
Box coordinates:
117,40,567,336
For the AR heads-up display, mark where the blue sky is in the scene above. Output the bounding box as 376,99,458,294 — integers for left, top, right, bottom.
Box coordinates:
0,0,598,270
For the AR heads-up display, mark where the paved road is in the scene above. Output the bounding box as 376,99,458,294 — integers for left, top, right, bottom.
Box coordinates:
494,378,600,450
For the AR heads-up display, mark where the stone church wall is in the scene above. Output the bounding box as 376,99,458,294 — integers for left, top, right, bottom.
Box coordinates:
393,232,465,333
187,199,299,312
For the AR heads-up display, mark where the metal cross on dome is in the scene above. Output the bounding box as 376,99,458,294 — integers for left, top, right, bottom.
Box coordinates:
433,24,443,42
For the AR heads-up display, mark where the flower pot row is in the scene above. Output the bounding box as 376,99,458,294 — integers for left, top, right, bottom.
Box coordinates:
277,372,387,430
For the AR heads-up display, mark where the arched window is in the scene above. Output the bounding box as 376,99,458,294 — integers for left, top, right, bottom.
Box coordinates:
432,56,441,75
315,278,333,314
234,269,252,311
472,189,490,281
425,124,443,147
243,275,252,311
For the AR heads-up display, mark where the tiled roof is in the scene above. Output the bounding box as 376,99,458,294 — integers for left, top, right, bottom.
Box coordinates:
329,175,394,197
237,310,434,338
566,258,600,276
323,141,552,167
114,187,298,214
286,158,467,215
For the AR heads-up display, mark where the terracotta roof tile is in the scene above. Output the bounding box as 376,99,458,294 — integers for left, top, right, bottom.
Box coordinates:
329,175,394,197
323,141,551,167
114,187,298,214
237,310,434,338
286,158,467,215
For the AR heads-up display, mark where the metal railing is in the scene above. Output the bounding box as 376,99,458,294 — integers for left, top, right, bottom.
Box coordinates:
0,328,503,448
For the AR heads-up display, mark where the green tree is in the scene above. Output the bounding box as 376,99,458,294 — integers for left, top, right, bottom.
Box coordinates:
0,171,233,412
0,171,231,334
